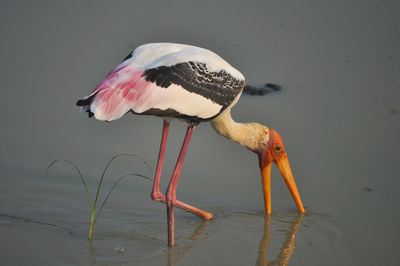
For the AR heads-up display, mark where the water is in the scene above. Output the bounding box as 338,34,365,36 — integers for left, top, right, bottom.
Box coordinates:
1,0,399,265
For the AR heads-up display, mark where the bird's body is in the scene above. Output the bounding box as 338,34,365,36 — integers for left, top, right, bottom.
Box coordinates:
77,43,244,124
77,43,305,246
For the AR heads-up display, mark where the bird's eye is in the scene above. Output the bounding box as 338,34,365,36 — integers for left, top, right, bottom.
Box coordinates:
275,146,281,151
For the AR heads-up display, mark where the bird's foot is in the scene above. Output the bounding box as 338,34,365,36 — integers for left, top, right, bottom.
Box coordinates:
151,191,166,202
151,192,214,220
172,199,214,220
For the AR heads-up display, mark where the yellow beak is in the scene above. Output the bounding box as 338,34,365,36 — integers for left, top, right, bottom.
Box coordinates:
260,156,305,214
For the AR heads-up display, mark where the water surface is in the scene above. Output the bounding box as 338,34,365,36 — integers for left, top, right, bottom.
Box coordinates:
0,0,399,265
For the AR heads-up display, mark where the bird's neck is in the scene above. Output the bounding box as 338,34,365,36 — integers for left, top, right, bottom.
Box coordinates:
210,108,269,153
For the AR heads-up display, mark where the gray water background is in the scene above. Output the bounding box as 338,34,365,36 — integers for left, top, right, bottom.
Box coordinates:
1,0,399,265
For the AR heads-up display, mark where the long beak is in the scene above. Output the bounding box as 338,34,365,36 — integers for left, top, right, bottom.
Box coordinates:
260,163,272,214
259,157,305,214
275,157,305,213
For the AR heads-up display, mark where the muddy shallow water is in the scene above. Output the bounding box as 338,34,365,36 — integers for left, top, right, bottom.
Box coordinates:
1,0,399,265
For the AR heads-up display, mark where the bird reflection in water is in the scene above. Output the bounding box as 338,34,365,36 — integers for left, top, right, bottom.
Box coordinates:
86,211,304,265
167,219,210,266
162,212,304,266
257,212,304,266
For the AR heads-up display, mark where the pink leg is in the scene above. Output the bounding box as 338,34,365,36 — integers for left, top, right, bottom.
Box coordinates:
166,125,194,246
151,121,214,221
151,120,170,202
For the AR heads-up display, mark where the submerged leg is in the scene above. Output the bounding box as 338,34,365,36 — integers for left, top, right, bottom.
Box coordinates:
166,125,193,246
151,121,214,220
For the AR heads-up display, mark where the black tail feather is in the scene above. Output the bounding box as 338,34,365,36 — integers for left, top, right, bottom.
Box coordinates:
243,83,282,96
76,92,97,106
76,92,98,118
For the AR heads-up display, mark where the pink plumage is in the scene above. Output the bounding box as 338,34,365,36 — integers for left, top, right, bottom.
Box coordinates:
76,43,245,123
89,68,150,121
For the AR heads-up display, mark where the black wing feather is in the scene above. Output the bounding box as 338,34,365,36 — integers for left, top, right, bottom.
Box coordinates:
142,61,244,109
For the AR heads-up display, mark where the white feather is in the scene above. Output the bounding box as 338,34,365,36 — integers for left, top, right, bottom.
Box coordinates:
126,43,245,80
83,43,244,122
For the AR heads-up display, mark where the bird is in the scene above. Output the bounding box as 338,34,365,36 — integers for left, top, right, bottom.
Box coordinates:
76,43,305,246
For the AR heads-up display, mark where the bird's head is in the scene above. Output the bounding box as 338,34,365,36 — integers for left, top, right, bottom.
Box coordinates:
256,128,305,214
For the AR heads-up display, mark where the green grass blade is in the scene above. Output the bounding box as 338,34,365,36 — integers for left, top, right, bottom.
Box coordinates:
88,210,95,239
93,154,152,213
45,159,94,212
90,154,152,239
46,154,153,240
93,173,152,224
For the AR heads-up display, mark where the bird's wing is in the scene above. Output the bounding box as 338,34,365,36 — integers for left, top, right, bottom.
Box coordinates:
141,61,244,114
77,43,244,122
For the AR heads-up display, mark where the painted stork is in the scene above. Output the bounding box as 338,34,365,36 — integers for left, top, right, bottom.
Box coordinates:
76,43,305,246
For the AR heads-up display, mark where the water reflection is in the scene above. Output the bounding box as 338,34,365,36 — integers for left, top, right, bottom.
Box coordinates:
161,211,304,266
149,219,211,266
86,211,303,266
89,239,96,266
256,213,304,266
169,220,210,265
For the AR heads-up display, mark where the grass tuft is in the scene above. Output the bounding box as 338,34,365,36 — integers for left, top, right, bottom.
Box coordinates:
46,154,153,239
